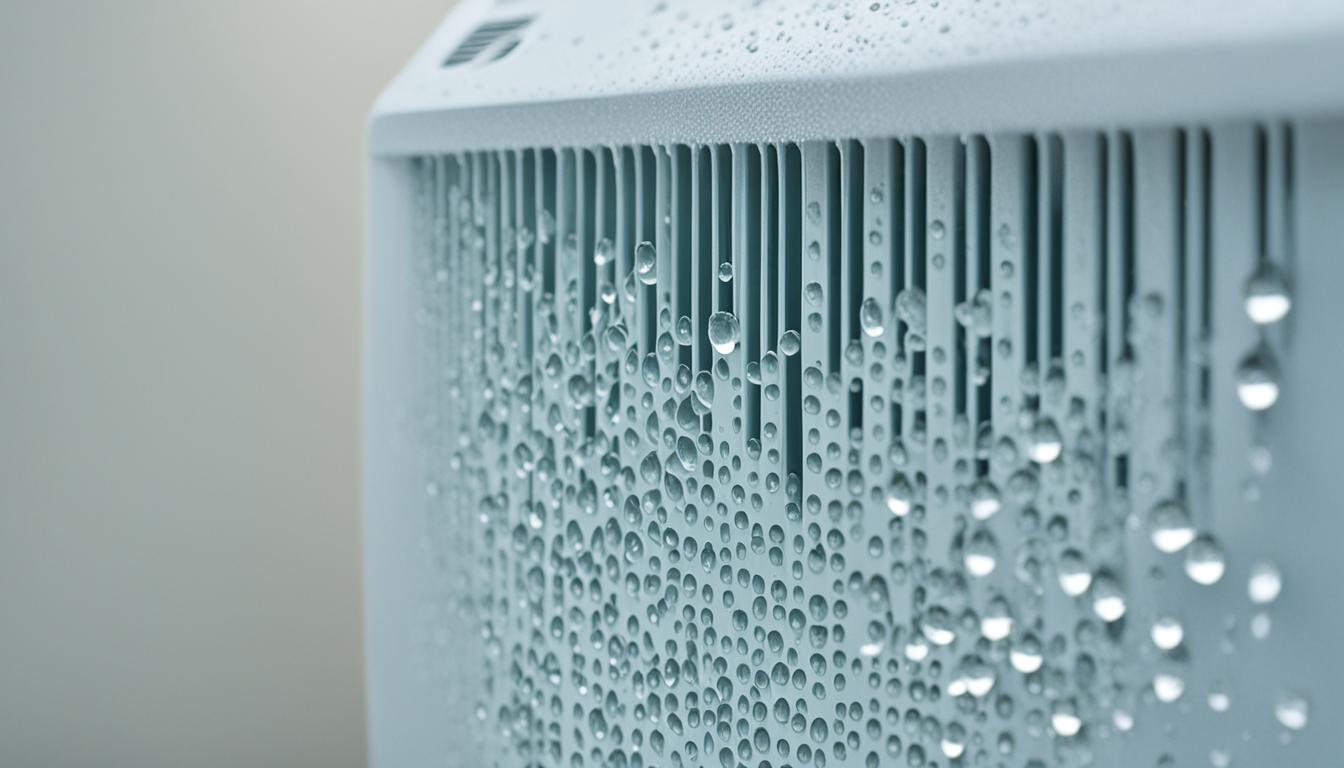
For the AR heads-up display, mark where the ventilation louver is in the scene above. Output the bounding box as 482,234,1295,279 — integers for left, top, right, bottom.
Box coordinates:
442,16,531,68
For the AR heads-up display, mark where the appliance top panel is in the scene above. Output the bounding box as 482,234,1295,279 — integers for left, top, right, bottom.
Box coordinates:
370,0,1344,153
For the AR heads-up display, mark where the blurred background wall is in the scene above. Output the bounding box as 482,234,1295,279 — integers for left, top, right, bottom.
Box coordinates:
0,1,453,765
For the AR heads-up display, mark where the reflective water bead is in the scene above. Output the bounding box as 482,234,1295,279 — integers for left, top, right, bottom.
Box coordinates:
707,312,740,355
635,241,658,285
1243,260,1292,325
1149,498,1196,554
1184,534,1226,585
1235,344,1280,411
1151,616,1184,650
1248,562,1282,604
1275,692,1309,730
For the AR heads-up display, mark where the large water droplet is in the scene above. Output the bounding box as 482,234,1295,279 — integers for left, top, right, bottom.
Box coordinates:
1149,499,1196,554
1243,260,1292,325
707,312,740,354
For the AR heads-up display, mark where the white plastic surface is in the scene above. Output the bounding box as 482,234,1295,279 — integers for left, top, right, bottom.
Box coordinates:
371,0,1344,154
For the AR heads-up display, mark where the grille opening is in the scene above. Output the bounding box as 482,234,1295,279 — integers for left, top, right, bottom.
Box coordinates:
400,122,1307,765
442,17,532,68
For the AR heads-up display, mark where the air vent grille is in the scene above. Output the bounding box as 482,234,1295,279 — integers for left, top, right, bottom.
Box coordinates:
442,16,532,68
402,125,1303,765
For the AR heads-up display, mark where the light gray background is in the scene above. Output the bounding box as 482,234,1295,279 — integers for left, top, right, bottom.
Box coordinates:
0,2,453,765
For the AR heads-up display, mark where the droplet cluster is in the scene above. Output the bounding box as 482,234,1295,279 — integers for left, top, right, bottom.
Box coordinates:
405,128,1306,767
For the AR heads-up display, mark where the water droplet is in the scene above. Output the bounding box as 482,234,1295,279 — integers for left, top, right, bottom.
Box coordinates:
1051,700,1082,736
885,473,913,516
1149,499,1196,554
1275,692,1309,730
1026,418,1063,464
1244,260,1292,325
1057,549,1092,597
964,527,998,577
895,288,927,334
969,478,1002,520
859,297,884,337
707,312,740,354
1091,572,1127,622
1184,534,1226,585
1154,672,1185,703
1236,344,1280,411
593,237,614,266
635,241,658,285
1151,616,1184,650
1248,562,1282,604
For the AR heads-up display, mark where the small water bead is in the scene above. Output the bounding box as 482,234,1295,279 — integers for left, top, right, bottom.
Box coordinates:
920,607,956,646
1050,700,1082,737
670,315,691,346
1244,260,1292,325
635,241,658,285
964,528,998,577
1057,549,1093,597
1149,499,1196,554
953,289,993,338
1090,572,1127,622
1026,418,1063,464
968,478,1002,520
940,724,966,759
1184,534,1226,585
1248,562,1282,604
1154,672,1186,703
707,312,740,354
779,330,801,356
1275,692,1309,730
593,237,614,266
980,597,1013,641
1236,344,1280,411
1208,683,1231,712
1010,634,1044,673
929,219,946,240
804,281,825,306
538,209,555,244
904,638,930,662
894,288,927,334
885,473,913,516
1151,616,1184,651
859,298,884,337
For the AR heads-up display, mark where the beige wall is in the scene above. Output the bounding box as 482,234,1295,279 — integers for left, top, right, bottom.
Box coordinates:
0,2,453,765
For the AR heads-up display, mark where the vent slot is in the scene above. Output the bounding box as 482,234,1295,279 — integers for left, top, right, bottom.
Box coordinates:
442,17,532,68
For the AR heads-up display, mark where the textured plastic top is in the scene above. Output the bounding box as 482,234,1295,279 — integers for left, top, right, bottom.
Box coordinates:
370,0,1344,154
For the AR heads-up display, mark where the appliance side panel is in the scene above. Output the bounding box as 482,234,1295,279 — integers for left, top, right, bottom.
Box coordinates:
364,157,451,768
